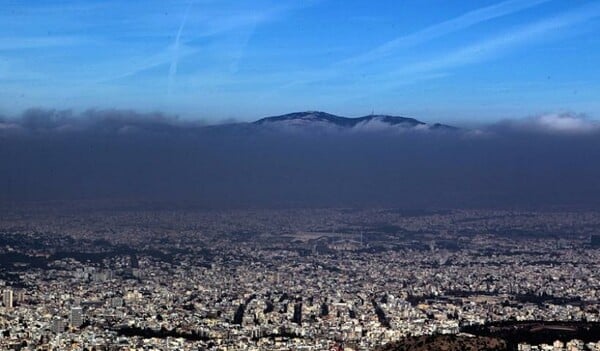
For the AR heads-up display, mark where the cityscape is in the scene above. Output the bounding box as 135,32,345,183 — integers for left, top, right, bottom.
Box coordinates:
2,0,600,350
1,205,600,350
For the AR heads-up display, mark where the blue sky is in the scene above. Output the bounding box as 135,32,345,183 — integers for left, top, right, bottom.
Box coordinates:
1,0,600,123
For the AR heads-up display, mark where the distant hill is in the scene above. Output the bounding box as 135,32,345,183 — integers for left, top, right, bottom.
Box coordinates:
375,334,507,351
253,111,458,132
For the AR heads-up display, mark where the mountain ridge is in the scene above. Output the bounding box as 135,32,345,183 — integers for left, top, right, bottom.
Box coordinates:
252,111,458,131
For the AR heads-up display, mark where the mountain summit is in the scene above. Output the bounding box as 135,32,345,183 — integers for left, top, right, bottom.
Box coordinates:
253,111,456,132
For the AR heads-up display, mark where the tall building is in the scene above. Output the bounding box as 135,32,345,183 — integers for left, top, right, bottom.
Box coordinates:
52,317,64,333
14,290,25,304
70,306,83,328
3,289,13,309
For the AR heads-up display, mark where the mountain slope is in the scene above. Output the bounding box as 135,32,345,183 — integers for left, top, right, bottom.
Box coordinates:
376,335,507,351
253,111,455,132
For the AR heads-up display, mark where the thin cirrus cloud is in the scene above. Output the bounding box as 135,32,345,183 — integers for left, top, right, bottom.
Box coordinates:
0,36,83,82
273,0,558,94
385,2,600,81
1,0,599,120
92,0,308,88
0,36,84,51
287,1,600,100
0,0,308,83
340,0,552,66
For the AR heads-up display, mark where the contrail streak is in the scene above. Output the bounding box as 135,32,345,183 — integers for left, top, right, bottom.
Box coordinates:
168,1,193,97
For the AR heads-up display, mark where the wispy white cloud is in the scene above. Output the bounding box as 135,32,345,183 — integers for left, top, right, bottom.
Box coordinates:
273,0,560,94
497,113,600,134
168,1,194,97
341,0,551,66
94,45,199,84
95,0,306,86
0,36,83,51
0,0,317,107
386,2,600,80
534,113,599,133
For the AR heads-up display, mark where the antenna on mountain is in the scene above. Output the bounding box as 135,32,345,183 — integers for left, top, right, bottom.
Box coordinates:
370,108,375,116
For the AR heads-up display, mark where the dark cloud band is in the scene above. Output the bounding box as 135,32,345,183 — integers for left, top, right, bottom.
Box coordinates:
1,109,599,209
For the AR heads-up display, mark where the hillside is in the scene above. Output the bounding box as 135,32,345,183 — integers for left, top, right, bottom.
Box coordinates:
375,334,507,351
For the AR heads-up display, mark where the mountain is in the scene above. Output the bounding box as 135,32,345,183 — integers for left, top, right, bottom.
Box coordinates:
252,111,458,132
0,109,459,137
